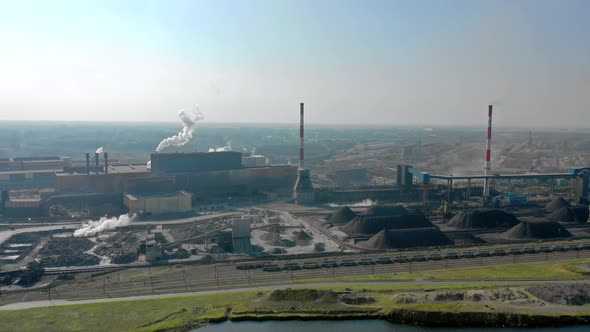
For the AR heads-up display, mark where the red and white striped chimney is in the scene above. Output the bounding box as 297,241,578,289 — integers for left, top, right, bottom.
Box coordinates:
484,104,493,198
299,102,305,170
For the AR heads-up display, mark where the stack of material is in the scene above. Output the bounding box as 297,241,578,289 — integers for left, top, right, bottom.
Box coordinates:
342,214,434,235
361,205,408,217
448,208,519,229
548,206,589,224
361,228,452,249
325,207,357,224
502,220,572,240
545,197,571,213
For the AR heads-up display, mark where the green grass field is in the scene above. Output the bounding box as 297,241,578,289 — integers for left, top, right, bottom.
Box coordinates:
2,258,590,331
297,258,590,283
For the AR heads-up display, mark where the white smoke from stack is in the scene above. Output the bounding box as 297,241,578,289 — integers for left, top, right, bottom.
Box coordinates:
74,213,137,237
208,141,232,152
96,147,104,154
155,106,204,153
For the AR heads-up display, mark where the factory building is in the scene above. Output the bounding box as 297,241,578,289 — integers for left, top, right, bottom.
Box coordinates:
231,217,253,254
0,169,59,189
150,151,242,175
242,155,268,168
175,165,297,201
55,164,151,193
0,156,71,172
124,191,192,215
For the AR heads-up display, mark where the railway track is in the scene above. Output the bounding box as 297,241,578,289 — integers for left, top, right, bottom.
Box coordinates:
2,246,590,304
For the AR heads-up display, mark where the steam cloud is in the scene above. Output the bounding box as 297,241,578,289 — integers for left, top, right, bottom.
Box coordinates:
74,213,137,237
155,106,204,152
208,141,232,152
328,199,376,208
96,147,104,154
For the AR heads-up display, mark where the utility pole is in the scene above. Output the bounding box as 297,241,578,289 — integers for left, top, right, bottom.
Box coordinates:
181,266,188,290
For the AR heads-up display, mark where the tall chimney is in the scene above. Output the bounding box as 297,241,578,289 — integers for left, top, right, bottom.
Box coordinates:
104,152,109,175
85,153,90,174
299,102,304,170
95,153,100,174
483,105,493,200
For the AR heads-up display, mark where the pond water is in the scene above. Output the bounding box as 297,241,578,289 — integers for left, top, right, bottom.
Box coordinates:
194,320,589,332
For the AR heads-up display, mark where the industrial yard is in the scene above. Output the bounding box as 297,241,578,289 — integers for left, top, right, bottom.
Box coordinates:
1,104,589,315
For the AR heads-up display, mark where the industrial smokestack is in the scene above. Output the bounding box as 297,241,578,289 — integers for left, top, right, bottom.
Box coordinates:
85,153,90,174
95,153,100,175
483,105,493,200
299,102,304,170
104,152,109,175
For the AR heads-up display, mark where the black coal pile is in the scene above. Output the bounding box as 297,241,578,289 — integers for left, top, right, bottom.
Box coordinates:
361,205,408,216
548,206,589,224
341,214,433,235
38,237,100,267
361,228,452,249
545,197,571,213
502,220,572,240
325,207,357,224
448,208,519,229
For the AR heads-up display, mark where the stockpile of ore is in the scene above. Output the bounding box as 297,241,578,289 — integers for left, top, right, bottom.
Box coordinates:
341,205,434,235
545,197,571,213
362,205,409,217
502,220,572,240
548,206,589,224
361,228,452,249
448,208,520,229
325,207,357,224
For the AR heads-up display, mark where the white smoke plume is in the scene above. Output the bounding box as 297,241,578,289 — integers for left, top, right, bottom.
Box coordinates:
328,199,376,208
208,141,232,152
155,106,204,153
74,213,137,237
96,147,104,154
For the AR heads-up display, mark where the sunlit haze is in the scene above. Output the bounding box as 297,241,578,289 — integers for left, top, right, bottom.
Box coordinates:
1,0,589,127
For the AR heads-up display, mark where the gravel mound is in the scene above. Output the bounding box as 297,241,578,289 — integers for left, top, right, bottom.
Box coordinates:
325,207,357,223
360,227,452,249
448,208,519,229
527,284,590,305
361,205,408,216
545,197,571,213
269,289,337,303
548,206,589,223
502,220,572,239
341,213,434,235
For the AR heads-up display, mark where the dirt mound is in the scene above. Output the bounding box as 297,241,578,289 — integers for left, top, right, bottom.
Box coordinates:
341,213,434,235
448,208,519,229
361,227,452,249
502,220,572,239
528,283,590,305
548,206,589,223
338,294,375,305
39,237,95,257
361,205,408,217
325,207,357,223
545,197,571,212
293,230,313,244
269,289,337,303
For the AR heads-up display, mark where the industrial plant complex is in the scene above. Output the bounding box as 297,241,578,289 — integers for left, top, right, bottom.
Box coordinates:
1,103,590,308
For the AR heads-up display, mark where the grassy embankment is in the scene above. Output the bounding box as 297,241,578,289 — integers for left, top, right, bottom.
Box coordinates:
297,257,590,283
1,258,590,332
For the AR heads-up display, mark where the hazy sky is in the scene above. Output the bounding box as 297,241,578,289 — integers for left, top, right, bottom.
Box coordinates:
0,0,588,127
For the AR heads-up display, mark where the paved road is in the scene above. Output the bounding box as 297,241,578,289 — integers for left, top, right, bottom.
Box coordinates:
3,279,588,311
0,225,79,246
